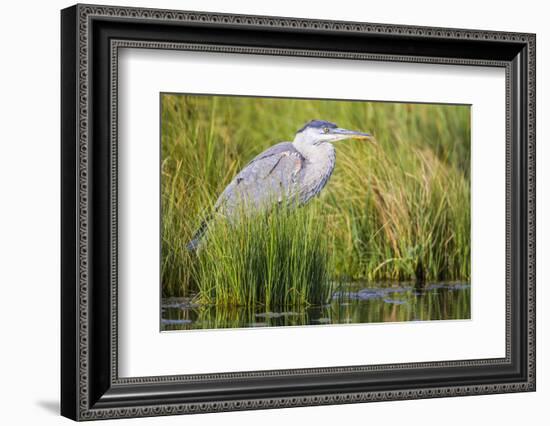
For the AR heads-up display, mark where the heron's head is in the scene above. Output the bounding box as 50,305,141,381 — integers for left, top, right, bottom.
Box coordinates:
293,120,371,147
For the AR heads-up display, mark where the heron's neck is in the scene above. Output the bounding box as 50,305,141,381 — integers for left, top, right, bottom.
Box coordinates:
292,139,335,162
292,140,336,201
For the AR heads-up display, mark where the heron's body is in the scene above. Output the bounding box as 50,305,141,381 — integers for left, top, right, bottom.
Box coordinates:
214,141,335,216
187,120,370,250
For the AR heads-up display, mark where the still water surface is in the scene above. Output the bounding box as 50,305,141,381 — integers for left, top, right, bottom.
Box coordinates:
161,282,470,331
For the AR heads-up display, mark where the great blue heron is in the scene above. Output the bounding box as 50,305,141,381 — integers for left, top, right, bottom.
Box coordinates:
187,119,372,250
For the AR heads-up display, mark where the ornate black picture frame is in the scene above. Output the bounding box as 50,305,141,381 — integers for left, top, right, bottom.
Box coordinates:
61,4,536,421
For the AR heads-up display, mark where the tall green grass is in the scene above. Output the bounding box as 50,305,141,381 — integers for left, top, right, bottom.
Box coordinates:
161,94,471,301
194,204,332,308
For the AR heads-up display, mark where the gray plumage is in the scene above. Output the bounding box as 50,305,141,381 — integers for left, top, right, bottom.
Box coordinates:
187,120,370,250
214,142,323,214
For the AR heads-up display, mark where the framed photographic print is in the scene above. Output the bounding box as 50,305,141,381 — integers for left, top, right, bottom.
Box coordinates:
61,4,536,421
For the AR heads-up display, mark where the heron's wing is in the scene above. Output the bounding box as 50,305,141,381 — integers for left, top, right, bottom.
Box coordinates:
214,142,305,215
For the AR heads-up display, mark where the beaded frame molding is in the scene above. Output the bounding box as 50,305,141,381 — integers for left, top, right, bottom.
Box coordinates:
61,4,536,421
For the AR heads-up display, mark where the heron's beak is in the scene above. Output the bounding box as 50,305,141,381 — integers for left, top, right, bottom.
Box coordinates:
332,128,372,141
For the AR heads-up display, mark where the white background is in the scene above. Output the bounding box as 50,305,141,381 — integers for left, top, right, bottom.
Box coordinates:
119,50,505,377
0,0,547,425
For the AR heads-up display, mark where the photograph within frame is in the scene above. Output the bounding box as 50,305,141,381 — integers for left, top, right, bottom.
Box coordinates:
160,93,472,331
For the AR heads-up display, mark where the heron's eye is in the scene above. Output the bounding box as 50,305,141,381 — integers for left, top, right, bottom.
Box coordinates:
322,127,330,134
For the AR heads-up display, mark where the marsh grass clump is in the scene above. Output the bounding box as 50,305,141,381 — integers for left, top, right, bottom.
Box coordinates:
328,141,470,282
194,204,332,309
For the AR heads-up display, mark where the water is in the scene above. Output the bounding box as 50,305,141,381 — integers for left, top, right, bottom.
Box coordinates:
161,282,471,331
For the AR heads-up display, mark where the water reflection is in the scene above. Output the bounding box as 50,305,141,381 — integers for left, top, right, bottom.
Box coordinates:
161,282,471,331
